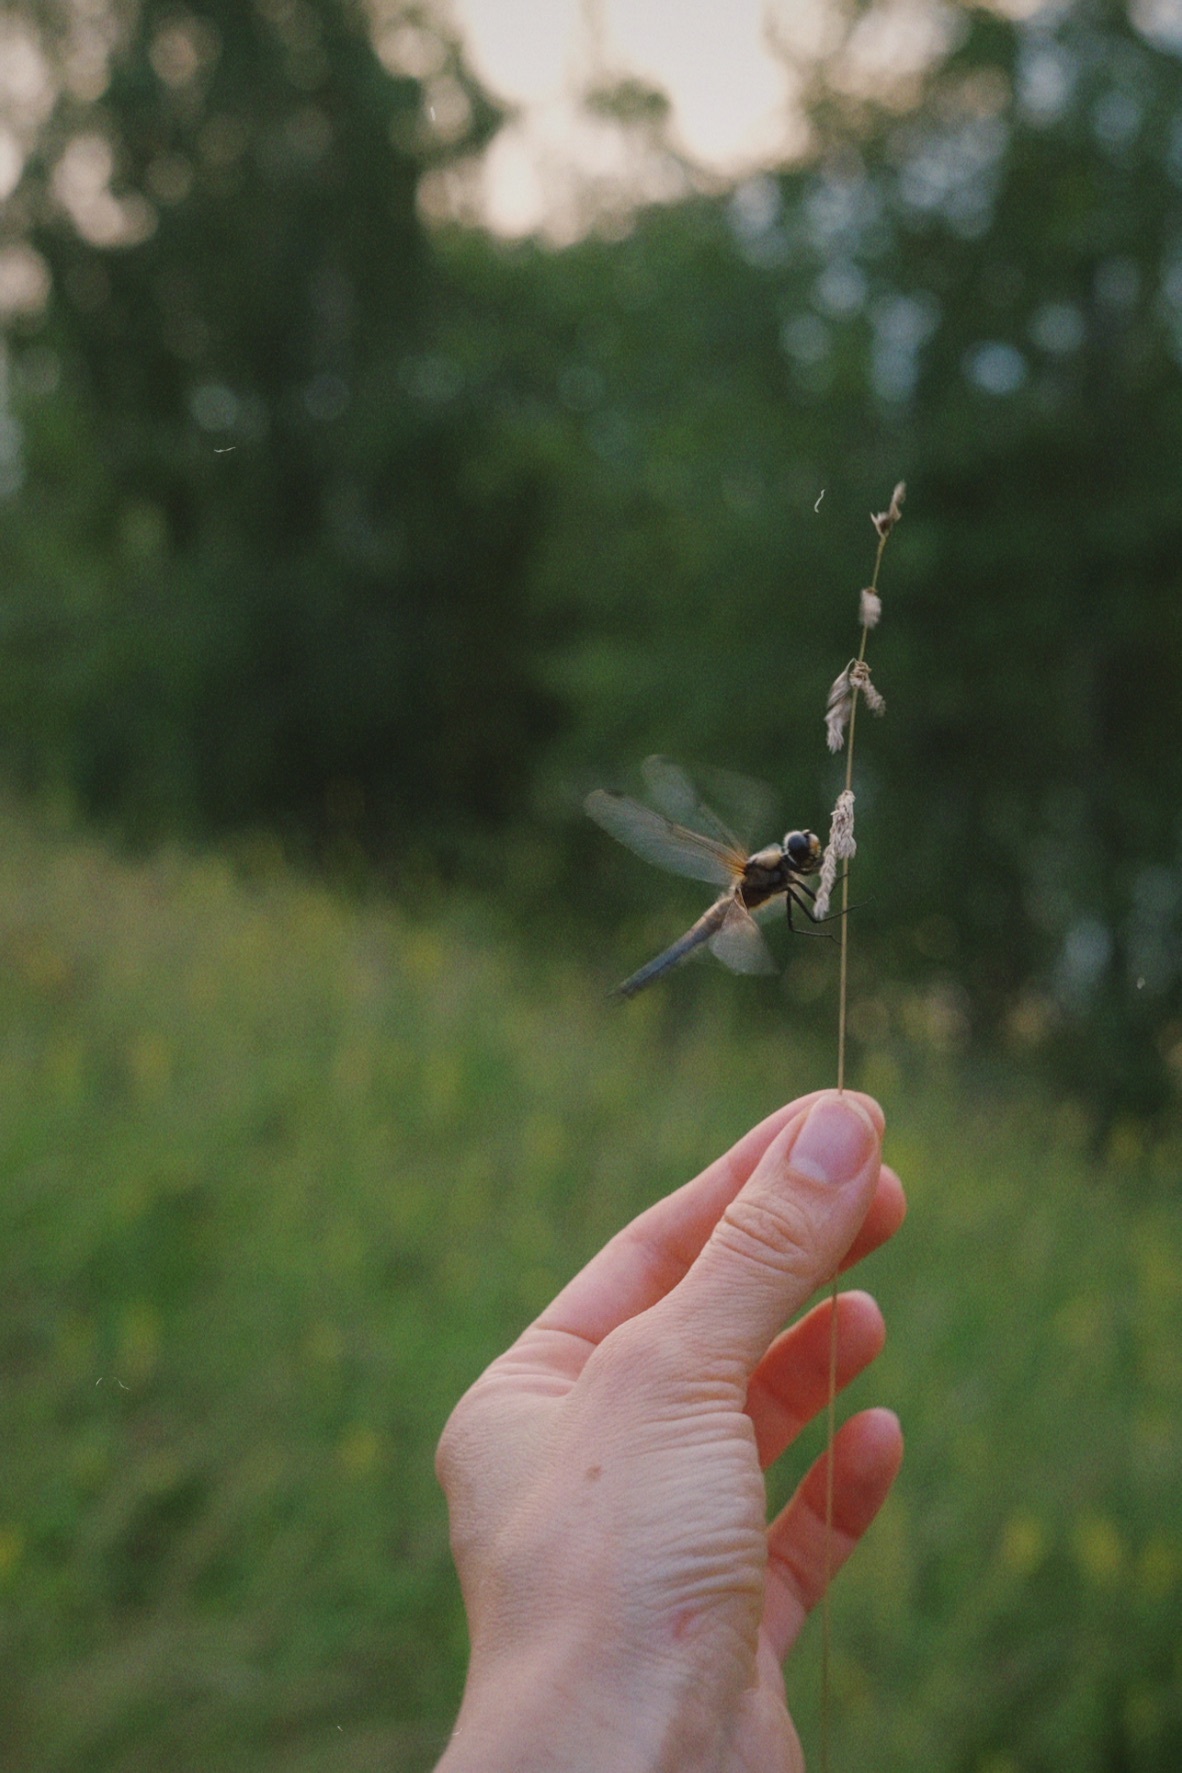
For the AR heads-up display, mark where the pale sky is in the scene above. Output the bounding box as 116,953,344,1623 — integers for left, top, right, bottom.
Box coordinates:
444,0,817,235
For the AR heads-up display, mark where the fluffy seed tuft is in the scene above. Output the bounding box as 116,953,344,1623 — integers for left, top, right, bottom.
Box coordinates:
871,480,906,540
859,588,882,629
812,789,856,920
825,664,854,753
825,659,885,751
850,658,885,716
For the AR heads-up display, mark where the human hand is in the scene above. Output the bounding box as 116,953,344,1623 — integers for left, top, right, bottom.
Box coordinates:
434,1090,906,1773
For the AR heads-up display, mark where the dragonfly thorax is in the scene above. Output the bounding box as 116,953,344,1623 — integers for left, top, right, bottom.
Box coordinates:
740,831,821,906
747,844,787,873
740,846,796,906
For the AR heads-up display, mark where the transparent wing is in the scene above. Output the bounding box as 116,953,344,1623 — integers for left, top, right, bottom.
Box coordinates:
585,789,742,887
641,756,745,854
708,900,777,975
642,755,776,855
696,763,778,854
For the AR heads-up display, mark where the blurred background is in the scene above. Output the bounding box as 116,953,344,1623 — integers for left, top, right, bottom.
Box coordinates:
1,0,1181,1767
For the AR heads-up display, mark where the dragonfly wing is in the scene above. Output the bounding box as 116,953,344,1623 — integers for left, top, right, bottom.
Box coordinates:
585,790,739,887
641,756,746,854
641,757,702,824
708,901,777,975
693,762,777,855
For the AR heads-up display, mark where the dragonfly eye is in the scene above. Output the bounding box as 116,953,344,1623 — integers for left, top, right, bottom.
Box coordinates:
785,830,820,869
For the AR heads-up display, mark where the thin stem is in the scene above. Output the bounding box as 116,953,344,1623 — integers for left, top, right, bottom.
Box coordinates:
821,691,861,1773
819,1274,839,1773
820,513,892,1773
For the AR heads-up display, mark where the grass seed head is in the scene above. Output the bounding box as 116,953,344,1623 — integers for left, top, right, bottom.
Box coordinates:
871,480,906,540
825,664,854,753
851,659,886,716
813,788,856,920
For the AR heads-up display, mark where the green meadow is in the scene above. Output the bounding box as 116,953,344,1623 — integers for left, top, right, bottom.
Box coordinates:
0,806,1179,1773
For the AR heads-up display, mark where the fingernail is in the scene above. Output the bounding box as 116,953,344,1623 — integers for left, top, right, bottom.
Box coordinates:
789,1095,877,1186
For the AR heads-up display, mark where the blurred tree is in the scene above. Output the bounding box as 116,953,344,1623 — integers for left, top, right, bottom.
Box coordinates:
1,0,559,844
3,0,1182,1123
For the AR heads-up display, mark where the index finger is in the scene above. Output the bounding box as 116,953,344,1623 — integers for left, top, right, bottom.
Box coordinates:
530,1090,885,1350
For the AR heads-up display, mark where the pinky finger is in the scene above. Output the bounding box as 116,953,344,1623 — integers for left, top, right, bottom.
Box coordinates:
762,1407,903,1663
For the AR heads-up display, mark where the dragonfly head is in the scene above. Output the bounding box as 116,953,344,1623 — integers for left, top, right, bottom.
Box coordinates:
783,829,821,875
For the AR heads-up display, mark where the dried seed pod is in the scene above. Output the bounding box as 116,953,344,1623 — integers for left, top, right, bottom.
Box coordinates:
850,658,885,716
825,663,854,753
826,658,885,752
813,789,856,920
871,480,906,540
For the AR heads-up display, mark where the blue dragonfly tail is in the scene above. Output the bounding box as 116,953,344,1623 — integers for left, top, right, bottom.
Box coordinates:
614,896,731,999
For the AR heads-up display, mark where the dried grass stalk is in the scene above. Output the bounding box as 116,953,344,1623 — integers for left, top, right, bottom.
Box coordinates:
818,480,903,1773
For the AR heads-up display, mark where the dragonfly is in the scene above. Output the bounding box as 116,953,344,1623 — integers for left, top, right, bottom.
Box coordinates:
585,757,824,999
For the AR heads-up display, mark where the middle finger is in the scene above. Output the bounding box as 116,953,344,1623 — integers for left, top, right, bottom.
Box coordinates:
745,1290,886,1468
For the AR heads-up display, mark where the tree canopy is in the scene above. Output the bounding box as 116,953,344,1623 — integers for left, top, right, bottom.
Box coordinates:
3,0,1182,1120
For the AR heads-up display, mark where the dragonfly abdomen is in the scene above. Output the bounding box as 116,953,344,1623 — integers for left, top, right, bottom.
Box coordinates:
614,896,732,999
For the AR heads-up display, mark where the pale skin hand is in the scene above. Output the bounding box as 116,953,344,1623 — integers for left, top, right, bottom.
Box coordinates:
435,1090,907,1773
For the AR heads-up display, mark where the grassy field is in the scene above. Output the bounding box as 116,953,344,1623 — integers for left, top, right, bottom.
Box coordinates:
0,807,1179,1772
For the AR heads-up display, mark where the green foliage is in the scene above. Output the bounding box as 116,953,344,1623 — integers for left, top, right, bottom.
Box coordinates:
0,807,1180,1771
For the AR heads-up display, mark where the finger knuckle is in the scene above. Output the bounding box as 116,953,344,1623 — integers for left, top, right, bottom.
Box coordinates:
585,1311,683,1398
715,1191,822,1282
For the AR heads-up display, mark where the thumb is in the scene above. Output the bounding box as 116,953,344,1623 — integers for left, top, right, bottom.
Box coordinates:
656,1092,883,1381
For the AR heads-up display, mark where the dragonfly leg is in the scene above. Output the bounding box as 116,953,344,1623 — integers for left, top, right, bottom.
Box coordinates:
787,887,839,940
